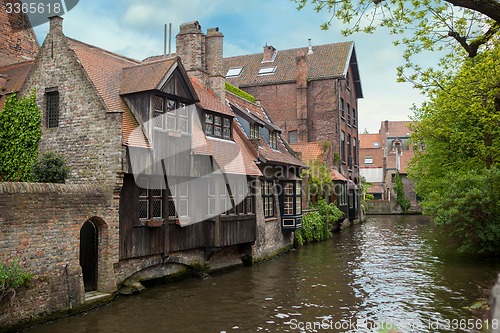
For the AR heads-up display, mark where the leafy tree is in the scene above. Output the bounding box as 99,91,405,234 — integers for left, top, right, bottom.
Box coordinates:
32,151,71,183
408,40,500,253
294,0,500,90
0,92,42,182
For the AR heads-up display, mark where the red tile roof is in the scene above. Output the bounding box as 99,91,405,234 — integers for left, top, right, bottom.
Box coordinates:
191,77,233,116
359,133,382,149
0,61,34,110
367,185,384,193
380,120,414,138
189,80,261,176
226,91,305,167
67,38,151,148
121,58,177,95
67,38,139,113
330,168,348,181
288,142,326,164
224,42,363,97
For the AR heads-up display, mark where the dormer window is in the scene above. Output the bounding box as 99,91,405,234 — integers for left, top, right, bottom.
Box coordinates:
154,95,189,134
204,112,232,139
250,124,259,139
269,131,278,149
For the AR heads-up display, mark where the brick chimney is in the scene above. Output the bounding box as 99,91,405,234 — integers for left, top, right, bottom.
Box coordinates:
176,21,208,84
296,50,308,120
205,27,225,102
262,45,276,62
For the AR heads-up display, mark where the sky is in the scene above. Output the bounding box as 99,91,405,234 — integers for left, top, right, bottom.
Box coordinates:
32,0,432,133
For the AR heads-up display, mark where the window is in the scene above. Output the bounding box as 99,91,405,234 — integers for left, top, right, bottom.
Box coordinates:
339,98,345,118
347,104,351,125
250,124,259,140
364,156,373,164
347,134,352,167
262,180,274,218
352,108,356,127
226,67,243,77
346,72,350,88
205,112,232,139
154,96,189,134
209,179,255,216
168,181,189,219
337,183,347,206
353,138,357,166
288,130,298,144
46,90,59,128
269,131,278,149
373,142,380,148
258,66,276,75
138,182,163,220
282,182,302,216
340,131,346,162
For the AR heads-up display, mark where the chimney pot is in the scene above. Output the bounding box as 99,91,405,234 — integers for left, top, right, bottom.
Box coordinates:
307,38,313,55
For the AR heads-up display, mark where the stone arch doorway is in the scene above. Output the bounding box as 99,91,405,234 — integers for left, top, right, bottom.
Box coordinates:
80,219,98,291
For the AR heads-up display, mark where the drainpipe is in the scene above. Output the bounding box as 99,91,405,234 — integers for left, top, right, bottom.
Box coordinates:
337,79,341,171
65,264,73,310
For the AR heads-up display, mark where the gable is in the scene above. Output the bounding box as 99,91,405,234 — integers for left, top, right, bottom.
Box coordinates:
161,67,197,101
121,59,198,102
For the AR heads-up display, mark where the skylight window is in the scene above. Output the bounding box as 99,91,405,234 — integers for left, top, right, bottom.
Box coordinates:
258,66,276,75
226,67,243,77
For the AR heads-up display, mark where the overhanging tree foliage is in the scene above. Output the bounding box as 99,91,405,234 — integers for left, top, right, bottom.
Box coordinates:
408,40,500,253
0,92,42,182
295,0,500,88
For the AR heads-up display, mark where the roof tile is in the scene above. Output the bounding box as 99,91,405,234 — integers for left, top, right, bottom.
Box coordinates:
0,61,34,110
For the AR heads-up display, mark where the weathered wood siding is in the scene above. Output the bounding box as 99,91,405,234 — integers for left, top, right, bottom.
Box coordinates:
119,174,257,260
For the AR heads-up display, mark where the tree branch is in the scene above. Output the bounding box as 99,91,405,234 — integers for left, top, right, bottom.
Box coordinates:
446,0,500,24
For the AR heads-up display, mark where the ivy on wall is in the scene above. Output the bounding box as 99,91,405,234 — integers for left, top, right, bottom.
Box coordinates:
0,91,42,182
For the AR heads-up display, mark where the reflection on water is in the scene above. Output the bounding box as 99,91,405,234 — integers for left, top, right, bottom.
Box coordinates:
24,215,500,333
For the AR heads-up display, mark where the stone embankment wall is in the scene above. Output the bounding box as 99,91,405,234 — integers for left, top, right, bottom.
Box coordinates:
0,182,117,331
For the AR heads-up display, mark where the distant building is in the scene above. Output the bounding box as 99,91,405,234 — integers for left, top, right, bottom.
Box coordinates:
359,120,421,213
223,41,363,185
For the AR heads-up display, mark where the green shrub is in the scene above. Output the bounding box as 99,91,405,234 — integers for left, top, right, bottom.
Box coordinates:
427,168,500,254
32,151,71,183
0,260,33,302
295,199,344,245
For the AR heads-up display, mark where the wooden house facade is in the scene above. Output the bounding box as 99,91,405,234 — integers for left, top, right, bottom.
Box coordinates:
12,16,304,294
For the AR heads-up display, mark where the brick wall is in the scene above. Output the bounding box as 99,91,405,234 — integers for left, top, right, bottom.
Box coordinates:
20,17,124,187
0,0,39,67
0,182,118,329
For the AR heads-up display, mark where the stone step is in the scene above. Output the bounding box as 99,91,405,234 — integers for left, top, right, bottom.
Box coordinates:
85,291,112,303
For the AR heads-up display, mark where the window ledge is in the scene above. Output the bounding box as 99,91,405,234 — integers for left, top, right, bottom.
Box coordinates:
265,217,278,222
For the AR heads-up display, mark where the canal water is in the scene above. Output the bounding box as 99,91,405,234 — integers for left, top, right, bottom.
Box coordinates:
25,215,500,333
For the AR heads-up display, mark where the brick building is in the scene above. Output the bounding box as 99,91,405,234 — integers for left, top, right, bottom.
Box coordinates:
1,15,306,327
223,41,363,184
0,0,39,67
359,120,421,213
